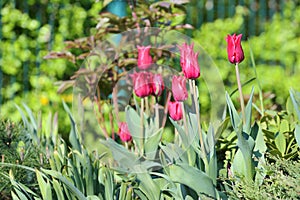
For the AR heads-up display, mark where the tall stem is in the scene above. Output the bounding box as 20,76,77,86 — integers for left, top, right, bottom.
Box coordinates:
235,63,246,124
181,102,188,137
155,102,159,129
192,80,208,169
140,98,144,156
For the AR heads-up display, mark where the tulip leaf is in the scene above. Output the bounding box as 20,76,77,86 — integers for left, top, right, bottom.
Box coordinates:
170,118,188,147
226,93,255,181
144,128,163,160
134,166,160,200
225,92,241,132
244,88,254,134
289,89,300,121
101,138,138,171
125,106,143,152
160,143,188,164
215,117,230,142
168,164,216,198
275,131,286,156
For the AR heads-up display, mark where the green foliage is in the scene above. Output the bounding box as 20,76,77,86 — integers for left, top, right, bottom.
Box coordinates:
0,0,103,135
225,156,300,200
1,1,300,199
0,120,48,199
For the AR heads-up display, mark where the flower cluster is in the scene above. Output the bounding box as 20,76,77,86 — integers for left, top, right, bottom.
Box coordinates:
122,35,244,133
168,43,201,121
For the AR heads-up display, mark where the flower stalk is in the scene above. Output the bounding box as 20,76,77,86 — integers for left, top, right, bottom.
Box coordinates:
235,63,246,124
191,80,209,169
140,98,145,156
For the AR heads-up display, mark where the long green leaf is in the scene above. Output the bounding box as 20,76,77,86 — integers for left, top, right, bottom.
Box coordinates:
290,89,300,121
101,138,138,170
125,106,143,152
36,170,52,200
63,101,82,153
244,88,254,134
168,164,216,198
225,92,241,131
144,128,163,160
53,179,64,200
41,168,87,200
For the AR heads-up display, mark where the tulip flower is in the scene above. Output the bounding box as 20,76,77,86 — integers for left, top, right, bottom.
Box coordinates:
131,72,153,98
226,34,244,64
168,101,183,121
151,74,164,96
172,75,188,102
137,45,153,70
118,122,132,142
178,42,200,79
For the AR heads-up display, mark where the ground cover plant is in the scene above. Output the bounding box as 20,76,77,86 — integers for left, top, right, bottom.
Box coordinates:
0,1,300,200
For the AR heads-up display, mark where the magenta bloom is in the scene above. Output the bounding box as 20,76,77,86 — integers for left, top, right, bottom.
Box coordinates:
151,74,164,96
178,42,200,79
168,101,183,121
137,45,153,70
226,34,244,64
131,72,153,98
118,122,132,142
172,75,188,102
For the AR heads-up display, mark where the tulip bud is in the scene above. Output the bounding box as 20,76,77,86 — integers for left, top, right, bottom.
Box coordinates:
172,75,188,102
226,34,244,64
178,42,200,79
131,72,153,98
168,101,183,121
118,122,132,142
137,45,153,70
151,74,164,96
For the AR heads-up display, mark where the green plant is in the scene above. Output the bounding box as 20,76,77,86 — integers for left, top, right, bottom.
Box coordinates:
225,156,300,199
0,120,48,199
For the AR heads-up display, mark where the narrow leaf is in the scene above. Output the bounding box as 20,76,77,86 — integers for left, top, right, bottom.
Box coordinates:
168,164,216,198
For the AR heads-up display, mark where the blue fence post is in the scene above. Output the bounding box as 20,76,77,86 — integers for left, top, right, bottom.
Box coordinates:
106,0,127,18
106,0,127,45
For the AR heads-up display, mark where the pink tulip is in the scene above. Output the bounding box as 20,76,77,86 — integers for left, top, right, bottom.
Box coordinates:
137,45,153,70
226,34,244,64
118,122,132,142
131,72,153,98
178,42,200,79
172,75,188,102
168,101,183,121
151,74,164,96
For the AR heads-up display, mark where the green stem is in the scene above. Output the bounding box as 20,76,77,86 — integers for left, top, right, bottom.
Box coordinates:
192,80,209,169
140,98,144,156
235,63,246,124
181,102,193,166
181,102,188,137
155,102,159,129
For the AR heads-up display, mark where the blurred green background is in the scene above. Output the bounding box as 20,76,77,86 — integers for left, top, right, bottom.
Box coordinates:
0,0,299,134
